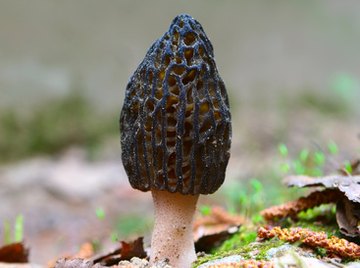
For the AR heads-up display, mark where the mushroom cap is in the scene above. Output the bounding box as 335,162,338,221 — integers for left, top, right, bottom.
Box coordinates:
120,14,231,195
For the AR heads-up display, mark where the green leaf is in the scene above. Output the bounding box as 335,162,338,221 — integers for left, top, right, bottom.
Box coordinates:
279,162,290,173
293,160,305,175
199,205,211,216
14,214,24,242
250,179,263,193
327,141,338,155
344,161,353,174
278,143,288,157
110,232,118,242
95,207,106,220
313,152,325,166
299,149,309,162
3,220,11,244
251,214,264,224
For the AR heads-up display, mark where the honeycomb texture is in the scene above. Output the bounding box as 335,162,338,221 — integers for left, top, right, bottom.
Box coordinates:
120,14,231,195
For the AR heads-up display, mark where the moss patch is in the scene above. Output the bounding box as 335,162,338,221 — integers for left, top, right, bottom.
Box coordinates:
193,238,285,267
193,225,287,267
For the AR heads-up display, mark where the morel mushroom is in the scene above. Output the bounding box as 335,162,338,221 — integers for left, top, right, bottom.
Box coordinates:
120,14,231,267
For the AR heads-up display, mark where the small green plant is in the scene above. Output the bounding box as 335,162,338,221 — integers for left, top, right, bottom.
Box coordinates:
223,179,265,219
327,141,338,155
199,205,212,216
278,143,288,157
343,161,353,175
2,214,24,244
95,207,106,220
277,142,342,177
3,220,11,245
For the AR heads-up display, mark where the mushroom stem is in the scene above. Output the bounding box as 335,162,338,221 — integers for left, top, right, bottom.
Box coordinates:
150,189,199,268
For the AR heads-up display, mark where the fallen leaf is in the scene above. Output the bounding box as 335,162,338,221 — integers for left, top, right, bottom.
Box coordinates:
336,198,360,237
193,206,245,252
73,243,94,259
284,175,360,203
92,237,146,266
0,242,29,263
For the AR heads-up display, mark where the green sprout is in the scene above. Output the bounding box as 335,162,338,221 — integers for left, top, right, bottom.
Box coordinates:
299,149,309,162
199,205,212,216
3,220,11,244
313,151,325,166
293,160,306,175
2,214,24,244
14,214,24,242
327,141,338,155
279,162,290,173
95,207,106,220
278,143,288,157
344,161,353,175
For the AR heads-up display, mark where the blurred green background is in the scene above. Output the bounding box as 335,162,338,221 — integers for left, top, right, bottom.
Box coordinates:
0,0,359,263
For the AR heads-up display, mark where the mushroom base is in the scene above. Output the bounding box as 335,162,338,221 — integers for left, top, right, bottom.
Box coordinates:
150,189,199,268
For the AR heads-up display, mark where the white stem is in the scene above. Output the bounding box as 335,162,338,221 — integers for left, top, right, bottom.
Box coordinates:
150,189,199,268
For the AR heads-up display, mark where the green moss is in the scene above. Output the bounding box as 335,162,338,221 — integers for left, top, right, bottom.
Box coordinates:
193,238,285,267
215,226,257,252
279,205,341,237
193,225,285,267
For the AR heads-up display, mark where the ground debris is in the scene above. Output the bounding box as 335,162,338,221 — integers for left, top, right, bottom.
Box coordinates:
52,237,148,268
92,237,147,266
197,257,273,268
258,226,360,259
284,174,360,203
0,242,29,263
336,198,360,237
260,189,341,220
262,172,360,238
55,257,171,268
194,206,245,253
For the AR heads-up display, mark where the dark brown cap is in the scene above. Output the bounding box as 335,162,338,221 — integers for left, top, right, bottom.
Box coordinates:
120,14,231,195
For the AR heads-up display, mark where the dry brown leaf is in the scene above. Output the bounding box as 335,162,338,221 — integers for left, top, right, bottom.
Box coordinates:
53,238,147,268
73,243,94,259
48,243,94,268
336,198,360,238
193,207,245,252
258,226,360,259
0,242,29,263
284,175,360,203
282,174,360,238
92,237,146,266
260,189,342,220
